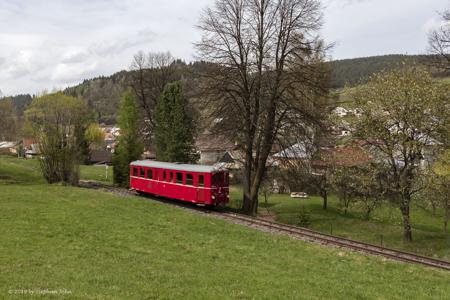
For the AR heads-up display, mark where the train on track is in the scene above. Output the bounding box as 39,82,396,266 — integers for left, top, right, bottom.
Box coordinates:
129,160,230,206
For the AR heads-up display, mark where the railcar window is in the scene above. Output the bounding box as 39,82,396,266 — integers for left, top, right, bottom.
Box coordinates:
198,175,204,187
170,172,173,182
186,174,193,186
176,172,183,184
140,168,145,178
147,169,153,179
133,167,138,177
163,170,167,181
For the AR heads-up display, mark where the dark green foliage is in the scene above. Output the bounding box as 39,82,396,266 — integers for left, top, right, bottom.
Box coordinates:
112,90,144,187
154,82,198,163
9,94,33,116
64,71,129,124
0,98,17,140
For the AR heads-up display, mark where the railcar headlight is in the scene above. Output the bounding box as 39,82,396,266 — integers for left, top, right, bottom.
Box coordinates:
212,195,216,199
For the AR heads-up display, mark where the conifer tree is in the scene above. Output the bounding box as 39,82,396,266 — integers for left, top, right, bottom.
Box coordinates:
155,82,198,163
113,90,144,187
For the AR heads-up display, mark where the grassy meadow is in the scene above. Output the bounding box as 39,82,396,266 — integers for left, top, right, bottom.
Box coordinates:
229,186,450,261
0,155,449,299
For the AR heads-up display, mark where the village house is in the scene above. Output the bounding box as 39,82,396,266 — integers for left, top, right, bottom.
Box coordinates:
195,133,236,165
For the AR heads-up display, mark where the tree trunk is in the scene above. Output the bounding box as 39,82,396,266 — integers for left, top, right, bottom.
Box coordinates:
365,204,371,220
322,191,328,210
242,192,253,215
400,202,413,242
242,192,259,215
444,203,449,235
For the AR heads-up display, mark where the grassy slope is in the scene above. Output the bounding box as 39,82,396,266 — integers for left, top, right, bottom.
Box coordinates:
229,186,450,261
80,164,113,184
0,156,449,299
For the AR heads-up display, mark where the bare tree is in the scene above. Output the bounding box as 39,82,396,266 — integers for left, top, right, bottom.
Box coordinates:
428,9,450,71
196,0,328,214
129,51,176,143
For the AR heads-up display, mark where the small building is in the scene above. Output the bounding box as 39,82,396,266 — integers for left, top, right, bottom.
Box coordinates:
25,144,40,158
89,150,112,165
272,143,311,168
196,134,236,165
217,150,245,170
0,141,21,155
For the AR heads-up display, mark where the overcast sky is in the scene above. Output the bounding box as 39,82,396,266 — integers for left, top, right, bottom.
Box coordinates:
0,0,448,96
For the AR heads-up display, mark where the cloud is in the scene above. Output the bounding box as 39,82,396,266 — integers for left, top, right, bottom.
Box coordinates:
0,0,448,95
0,57,6,67
323,0,449,59
0,0,211,95
90,28,157,57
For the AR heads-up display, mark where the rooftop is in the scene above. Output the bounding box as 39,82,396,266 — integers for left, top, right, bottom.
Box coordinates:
130,160,227,173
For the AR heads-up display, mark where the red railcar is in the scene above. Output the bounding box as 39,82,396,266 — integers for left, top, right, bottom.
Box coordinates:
129,160,229,206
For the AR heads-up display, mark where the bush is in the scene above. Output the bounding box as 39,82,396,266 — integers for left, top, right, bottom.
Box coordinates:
296,206,311,227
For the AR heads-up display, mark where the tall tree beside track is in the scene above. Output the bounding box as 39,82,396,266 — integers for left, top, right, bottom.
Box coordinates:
350,68,449,241
113,90,144,187
25,93,90,185
154,82,198,163
196,0,328,215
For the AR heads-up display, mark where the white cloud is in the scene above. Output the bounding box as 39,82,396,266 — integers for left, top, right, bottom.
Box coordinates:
0,0,211,95
323,0,449,59
0,0,448,95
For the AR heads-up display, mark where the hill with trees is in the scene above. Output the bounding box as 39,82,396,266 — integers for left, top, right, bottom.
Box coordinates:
328,54,448,89
2,54,447,126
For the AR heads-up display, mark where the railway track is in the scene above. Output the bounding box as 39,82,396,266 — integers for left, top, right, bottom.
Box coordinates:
218,213,450,271
80,180,450,271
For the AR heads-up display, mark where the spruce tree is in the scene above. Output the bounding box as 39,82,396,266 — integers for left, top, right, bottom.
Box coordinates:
155,82,198,163
113,90,144,187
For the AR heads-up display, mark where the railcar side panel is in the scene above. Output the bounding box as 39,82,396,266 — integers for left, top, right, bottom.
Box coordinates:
129,162,228,206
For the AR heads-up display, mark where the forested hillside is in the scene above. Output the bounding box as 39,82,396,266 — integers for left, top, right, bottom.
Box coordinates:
3,54,446,125
64,71,130,124
328,54,448,88
63,60,209,125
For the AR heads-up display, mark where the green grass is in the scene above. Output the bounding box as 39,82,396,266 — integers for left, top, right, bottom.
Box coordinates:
229,186,450,261
80,164,113,184
0,156,42,185
1,156,449,299
0,155,113,185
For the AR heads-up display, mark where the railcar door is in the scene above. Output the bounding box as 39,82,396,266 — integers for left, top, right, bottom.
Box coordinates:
196,174,207,203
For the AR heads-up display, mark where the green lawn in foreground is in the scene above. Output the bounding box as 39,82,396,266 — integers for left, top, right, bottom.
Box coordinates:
229,186,450,261
0,155,450,299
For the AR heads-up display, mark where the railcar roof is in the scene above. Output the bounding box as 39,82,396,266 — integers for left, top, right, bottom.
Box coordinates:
130,160,226,173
